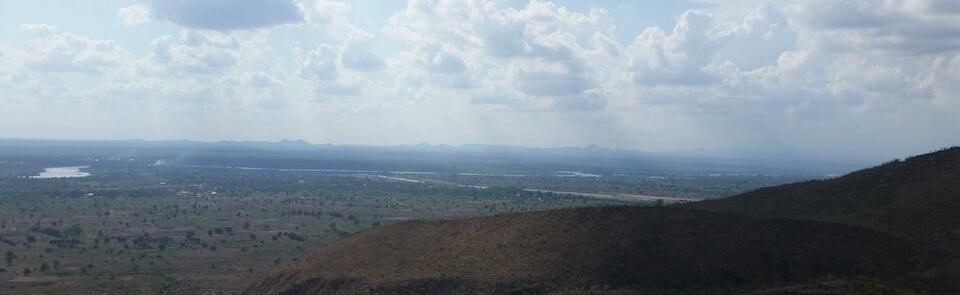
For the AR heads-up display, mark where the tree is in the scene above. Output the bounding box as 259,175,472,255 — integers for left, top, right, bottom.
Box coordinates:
64,224,83,238
5,250,15,266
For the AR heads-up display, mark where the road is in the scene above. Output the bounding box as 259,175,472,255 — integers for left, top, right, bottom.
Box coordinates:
369,174,702,204
521,189,702,204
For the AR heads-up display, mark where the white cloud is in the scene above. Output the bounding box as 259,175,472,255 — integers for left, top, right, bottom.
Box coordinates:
20,24,133,74
385,0,619,111
149,30,248,75
296,0,351,24
425,51,467,74
150,0,304,30
246,71,278,88
118,5,151,26
2,0,959,156
20,23,59,33
296,44,368,100
299,44,338,81
340,42,384,72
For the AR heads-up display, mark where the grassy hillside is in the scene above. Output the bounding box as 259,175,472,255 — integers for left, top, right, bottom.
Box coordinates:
688,147,960,290
245,207,913,294
246,147,960,294
687,147,960,239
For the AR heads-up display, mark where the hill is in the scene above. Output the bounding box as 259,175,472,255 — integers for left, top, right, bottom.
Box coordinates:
244,207,913,294
246,147,960,294
688,147,960,289
688,147,960,239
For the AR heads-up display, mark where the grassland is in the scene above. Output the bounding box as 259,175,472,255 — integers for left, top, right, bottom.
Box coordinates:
0,165,626,294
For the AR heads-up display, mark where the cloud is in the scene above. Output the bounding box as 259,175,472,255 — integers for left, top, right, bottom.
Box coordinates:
297,0,351,24
118,5,151,26
786,0,960,55
150,0,304,30
148,30,247,75
150,36,174,63
425,52,467,74
340,43,384,72
627,11,724,86
385,0,619,111
552,89,607,111
20,24,132,74
297,44,367,99
300,44,338,81
3,0,960,156
246,71,278,88
21,23,58,33
517,71,590,97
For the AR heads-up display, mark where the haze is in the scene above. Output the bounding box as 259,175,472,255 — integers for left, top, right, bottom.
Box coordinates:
1,0,958,159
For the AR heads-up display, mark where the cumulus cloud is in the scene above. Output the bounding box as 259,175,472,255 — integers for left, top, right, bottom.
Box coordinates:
425,52,467,74
246,71,278,88
385,0,618,111
118,5,151,26
3,0,960,156
340,43,384,72
300,44,338,81
297,44,368,99
21,24,132,74
787,0,960,55
297,0,351,24
150,0,304,30
627,11,725,86
149,30,248,75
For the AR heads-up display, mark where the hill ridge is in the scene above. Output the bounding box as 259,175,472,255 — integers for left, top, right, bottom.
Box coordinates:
245,207,915,294
246,146,960,294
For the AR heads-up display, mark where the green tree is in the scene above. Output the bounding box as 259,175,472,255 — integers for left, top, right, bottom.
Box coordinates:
5,250,15,266
64,224,83,237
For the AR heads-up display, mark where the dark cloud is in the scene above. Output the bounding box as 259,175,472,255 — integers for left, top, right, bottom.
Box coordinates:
794,0,960,55
151,0,304,31
928,0,960,14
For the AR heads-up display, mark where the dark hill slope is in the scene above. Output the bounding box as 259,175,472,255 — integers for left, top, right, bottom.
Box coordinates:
688,147,960,289
245,207,912,294
688,147,960,239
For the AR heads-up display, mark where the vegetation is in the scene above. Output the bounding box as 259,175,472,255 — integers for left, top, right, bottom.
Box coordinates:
0,153,638,293
689,146,960,292
249,147,960,294
244,207,913,294
0,139,871,294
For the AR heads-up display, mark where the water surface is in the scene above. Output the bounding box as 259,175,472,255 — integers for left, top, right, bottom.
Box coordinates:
32,166,91,179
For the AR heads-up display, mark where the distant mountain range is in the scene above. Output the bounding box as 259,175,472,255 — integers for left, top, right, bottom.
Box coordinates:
246,146,960,294
0,138,875,176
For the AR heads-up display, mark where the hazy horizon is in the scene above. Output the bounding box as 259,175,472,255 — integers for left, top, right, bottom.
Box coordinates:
2,0,958,160
0,136,922,165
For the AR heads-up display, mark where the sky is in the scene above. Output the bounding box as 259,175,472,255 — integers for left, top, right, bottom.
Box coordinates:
0,0,958,159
